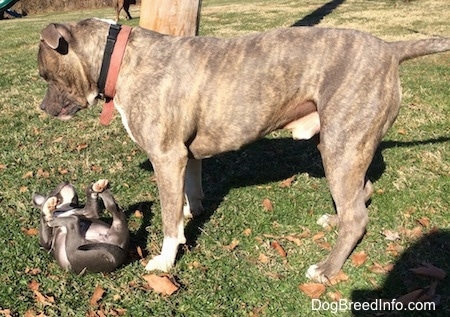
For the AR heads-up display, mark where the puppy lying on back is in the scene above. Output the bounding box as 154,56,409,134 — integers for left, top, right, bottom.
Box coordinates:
32,179,129,274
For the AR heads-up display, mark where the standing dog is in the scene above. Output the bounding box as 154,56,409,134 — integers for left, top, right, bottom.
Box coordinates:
33,179,129,273
37,18,450,282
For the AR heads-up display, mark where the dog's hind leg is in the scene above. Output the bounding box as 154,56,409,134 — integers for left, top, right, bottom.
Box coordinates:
145,146,188,272
184,158,205,218
306,105,386,283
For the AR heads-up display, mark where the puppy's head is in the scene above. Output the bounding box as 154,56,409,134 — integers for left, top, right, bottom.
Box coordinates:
32,182,79,211
38,20,104,120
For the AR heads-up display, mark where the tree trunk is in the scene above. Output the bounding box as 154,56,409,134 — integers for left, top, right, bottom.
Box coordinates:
139,0,201,36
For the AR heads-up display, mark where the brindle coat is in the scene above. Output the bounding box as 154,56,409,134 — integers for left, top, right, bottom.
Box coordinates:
37,19,450,282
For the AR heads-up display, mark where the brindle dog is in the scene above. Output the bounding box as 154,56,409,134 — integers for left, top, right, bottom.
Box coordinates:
37,19,450,282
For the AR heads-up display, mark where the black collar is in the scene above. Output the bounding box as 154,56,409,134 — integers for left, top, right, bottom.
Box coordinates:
97,24,122,99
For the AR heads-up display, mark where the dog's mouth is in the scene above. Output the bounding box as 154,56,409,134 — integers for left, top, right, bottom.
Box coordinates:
57,104,81,121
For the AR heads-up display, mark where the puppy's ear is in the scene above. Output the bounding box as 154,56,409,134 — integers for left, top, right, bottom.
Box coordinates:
40,23,71,54
32,193,46,208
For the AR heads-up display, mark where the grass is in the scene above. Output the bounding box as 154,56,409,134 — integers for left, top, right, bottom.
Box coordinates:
0,0,449,316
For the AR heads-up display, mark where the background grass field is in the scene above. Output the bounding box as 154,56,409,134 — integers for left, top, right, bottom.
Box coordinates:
0,0,449,316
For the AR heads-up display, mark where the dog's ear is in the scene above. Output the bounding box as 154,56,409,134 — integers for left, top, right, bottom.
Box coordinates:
40,23,71,54
32,193,46,208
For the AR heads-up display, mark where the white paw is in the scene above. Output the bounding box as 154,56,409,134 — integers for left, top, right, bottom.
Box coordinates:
92,179,109,193
317,213,338,228
306,264,320,280
145,254,174,272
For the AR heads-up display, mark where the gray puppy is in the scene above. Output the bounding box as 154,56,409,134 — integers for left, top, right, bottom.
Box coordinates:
37,19,450,282
33,179,129,274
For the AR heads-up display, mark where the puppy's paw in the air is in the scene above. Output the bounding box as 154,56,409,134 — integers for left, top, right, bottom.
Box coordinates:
43,197,58,221
92,179,109,193
145,254,174,272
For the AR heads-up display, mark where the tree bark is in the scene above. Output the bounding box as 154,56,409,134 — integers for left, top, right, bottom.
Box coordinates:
139,0,201,36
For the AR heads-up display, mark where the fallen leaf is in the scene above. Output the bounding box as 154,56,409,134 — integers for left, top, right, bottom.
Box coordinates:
20,186,28,193
328,270,349,286
262,198,273,212
382,229,400,241
142,274,179,296
386,242,403,256
89,285,105,306
270,241,287,257
28,280,39,292
25,267,42,275
327,291,343,302
224,238,240,251
37,169,49,178
416,217,431,227
285,235,302,246
22,227,39,236
53,136,63,143
351,251,368,267
312,231,325,241
279,175,296,188
0,309,12,317
22,171,33,179
258,253,270,264
403,226,423,239
76,143,88,151
369,262,393,275
397,128,407,135
298,283,326,299
243,228,252,236
134,210,144,218
410,263,446,280
316,241,332,251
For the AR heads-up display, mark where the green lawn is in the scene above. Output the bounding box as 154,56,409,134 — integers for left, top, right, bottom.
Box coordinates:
0,0,449,316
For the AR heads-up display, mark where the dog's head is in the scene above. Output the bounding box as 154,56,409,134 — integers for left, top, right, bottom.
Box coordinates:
38,20,107,120
32,182,79,212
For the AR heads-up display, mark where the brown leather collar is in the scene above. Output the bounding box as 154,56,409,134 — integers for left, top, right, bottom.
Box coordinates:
99,24,132,126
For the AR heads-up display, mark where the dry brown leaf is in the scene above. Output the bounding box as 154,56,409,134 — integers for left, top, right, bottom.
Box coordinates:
28,280,39,292
134,210,144,218
22,171,33,179
25,267,42,275
285,235,302,246
382,229,400,241
328,270,349,286
386,242,403,256
316,241,332,251
0,309,12,317
224,238,240,251
258,253,270,264
351,251,368,267
279,175,296,188
396,288,425,304
53,136,63,143
20,186,28,193
89,285,105,306
397,128,407,135
298,283,326,299
270,241,287,257
312,231,325,241
37,169,50,178
243,228,252,236
22,227,39,236
142,274,179,296
76,143,88,151
410,263,446,280
262,198,273,212
327,291,343,302
416,217,431,227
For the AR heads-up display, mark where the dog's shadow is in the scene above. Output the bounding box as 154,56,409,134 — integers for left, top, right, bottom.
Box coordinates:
136,136,448,253
352,229,450,316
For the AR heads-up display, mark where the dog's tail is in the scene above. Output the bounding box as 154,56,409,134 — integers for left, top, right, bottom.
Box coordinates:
392,37,450,63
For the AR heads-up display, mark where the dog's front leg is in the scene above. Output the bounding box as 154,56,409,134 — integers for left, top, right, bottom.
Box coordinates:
145,148,188,272
184,158,204,218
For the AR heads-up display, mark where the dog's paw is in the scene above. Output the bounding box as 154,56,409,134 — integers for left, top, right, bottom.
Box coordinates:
43,197,58,221
317,213,338,229
92,179,109,193
306,264,329,283
145,254,174,272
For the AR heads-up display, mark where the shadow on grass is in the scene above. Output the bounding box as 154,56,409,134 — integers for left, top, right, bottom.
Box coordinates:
123,201,153,262
352,229,450,316
138,135,449,252
291,0,346,27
